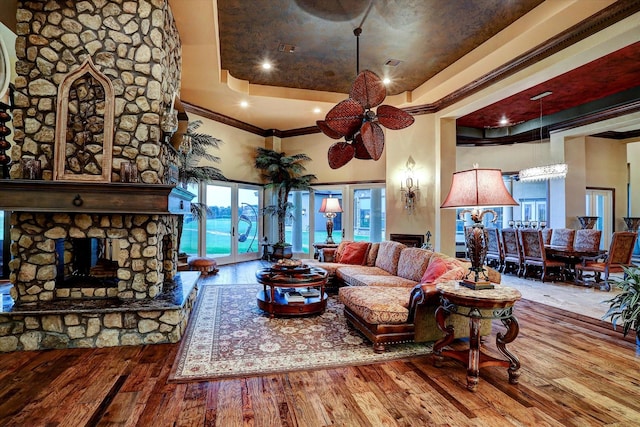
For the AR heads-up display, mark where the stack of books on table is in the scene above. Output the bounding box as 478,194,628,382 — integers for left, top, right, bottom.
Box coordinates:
284,291,305,303
299,288,320,298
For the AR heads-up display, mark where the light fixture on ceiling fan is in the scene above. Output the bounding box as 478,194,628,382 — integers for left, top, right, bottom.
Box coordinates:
518,91,568,182
316,25,415,169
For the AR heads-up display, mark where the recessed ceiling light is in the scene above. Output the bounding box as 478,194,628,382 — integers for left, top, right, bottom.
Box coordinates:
240,101,249,108
262,62,272,70
313,107,321,114
499,117,509,126
277,43,296,53
382,77,391,85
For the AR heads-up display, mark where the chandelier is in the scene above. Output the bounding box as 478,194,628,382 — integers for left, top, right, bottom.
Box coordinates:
518,91,567,182
519,163,568,182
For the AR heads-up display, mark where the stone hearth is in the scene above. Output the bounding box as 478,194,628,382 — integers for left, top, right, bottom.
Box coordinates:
0,1,199,353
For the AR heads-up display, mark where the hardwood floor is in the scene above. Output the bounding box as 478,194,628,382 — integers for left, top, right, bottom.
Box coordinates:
1,260,639,426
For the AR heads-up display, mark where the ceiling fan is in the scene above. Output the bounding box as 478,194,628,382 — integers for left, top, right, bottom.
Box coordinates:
317,27,415,169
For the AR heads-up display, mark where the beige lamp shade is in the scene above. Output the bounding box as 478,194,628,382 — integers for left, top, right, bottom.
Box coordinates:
319,197,343,213
441,167,518,209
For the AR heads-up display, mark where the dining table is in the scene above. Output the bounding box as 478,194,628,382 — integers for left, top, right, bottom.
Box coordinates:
544,245,605,281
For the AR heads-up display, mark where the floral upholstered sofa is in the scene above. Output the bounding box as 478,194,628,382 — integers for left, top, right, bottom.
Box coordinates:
305,240,499,352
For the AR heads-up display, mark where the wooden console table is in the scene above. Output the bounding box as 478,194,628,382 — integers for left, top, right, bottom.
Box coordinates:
312,242,339,260
433,281,522,391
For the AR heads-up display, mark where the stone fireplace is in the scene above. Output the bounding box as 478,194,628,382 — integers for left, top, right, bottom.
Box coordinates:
0,1,199,353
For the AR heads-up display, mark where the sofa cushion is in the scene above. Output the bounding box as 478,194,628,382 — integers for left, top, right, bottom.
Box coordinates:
349,274,418,288
421,257,449,283
396,247,432,282
302,260,341,276
374,241,406,275
339,241,371,265
366,242,380,266
339,286,410,324
336,265,391,285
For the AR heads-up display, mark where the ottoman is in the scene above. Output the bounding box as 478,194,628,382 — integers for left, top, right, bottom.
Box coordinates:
339,286,415,353
187,256,218,275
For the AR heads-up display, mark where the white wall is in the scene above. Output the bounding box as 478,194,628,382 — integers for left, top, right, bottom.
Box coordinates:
187,113,265,183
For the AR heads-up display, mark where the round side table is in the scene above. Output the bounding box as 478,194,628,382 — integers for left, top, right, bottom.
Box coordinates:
433,281,522,391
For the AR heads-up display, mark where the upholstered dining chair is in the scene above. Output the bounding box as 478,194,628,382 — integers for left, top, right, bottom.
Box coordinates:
501,228,523,276
575,231,638,291
520,229,566,282
485,228,504,271
541,228,553,246
573,229,602,253
549,228,576,249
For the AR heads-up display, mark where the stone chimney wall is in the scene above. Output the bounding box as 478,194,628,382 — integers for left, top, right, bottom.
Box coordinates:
11,0,180,183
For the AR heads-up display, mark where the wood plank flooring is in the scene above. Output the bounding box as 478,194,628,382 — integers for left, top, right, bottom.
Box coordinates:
1,260,639,426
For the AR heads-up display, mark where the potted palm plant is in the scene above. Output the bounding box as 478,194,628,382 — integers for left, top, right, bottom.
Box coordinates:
603,266,640,347
254,147,316,259
173,120,227,254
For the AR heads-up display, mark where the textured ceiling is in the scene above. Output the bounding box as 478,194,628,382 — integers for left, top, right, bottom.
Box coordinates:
173,0,639,136
217,0,544,96
458,42,640,129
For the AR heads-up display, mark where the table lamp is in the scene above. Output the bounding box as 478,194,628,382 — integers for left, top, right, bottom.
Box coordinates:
441,166,518,289
319,197,342,244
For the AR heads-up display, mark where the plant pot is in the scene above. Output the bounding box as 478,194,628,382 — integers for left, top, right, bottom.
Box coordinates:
271,245,293,260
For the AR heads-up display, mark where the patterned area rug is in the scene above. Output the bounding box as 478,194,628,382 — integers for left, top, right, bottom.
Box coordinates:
168,284,432,382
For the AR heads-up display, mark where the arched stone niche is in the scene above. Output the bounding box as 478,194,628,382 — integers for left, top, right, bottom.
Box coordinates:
54,57,114,182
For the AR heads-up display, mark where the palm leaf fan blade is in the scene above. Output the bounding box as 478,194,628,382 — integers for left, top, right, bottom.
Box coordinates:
361,122,385,160
352,133,372,159
327,141,355,169
350,70,386,109
377,105,415,130
316,120,343,139
324,98,364,136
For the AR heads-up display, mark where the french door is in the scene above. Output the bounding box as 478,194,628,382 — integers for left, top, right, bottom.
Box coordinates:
183,182,261,265
586,188,613,249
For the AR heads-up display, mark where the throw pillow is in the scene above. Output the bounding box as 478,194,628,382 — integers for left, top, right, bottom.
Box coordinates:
433,266,467,285
366,242,380,266
339,242,371,265
333,240,352,263
420,257,449,283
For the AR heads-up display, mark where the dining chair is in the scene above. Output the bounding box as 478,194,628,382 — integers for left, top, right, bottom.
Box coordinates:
501,228,523,276
485,228,504,271
573,229,602,253
549,228,576,249
541,228,553,246
575,231,638,291
520,229,565,282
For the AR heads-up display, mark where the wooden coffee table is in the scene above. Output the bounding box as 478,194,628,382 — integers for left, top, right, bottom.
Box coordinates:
255,265,328,317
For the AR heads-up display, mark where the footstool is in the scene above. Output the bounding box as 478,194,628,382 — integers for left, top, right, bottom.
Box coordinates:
339,286,416,353
187,256,218,275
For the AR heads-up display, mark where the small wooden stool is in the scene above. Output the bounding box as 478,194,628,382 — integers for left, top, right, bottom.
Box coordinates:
187,256,218,275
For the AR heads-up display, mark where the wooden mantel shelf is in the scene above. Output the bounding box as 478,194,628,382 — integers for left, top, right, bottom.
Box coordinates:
0,180,194,215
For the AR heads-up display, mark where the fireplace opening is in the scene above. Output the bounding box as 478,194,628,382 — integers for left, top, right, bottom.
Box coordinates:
55,238,119,289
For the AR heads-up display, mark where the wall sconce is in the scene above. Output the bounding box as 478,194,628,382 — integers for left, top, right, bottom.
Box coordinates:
160,92,178,144
319,196,342,244
400,157,419,213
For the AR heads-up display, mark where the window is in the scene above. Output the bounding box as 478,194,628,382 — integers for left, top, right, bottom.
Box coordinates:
281,184,385,257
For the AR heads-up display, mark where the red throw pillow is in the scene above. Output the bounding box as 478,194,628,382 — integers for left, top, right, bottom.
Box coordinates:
420,257,449,283
339,242,370,265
